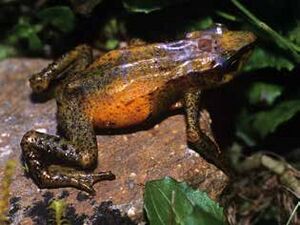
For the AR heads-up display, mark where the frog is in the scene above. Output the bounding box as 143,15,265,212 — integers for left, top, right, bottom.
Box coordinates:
21,24,256,195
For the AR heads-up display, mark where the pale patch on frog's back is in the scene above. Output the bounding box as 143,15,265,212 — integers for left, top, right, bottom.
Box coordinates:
88,44,165,70
84,78,165,129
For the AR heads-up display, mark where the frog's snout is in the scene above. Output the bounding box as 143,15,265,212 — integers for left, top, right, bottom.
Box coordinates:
240,31,256,44
240,32,257,51
220,31,257,54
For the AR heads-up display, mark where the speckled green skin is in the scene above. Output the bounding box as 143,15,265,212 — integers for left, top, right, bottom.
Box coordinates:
21,25,256,194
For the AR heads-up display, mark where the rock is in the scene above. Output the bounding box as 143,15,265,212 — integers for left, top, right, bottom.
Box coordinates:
0,59,228,224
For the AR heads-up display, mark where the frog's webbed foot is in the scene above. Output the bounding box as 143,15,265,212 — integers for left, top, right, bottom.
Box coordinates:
21,130,115,194
48,166,115,195
37,167,114,195
184,89,229,174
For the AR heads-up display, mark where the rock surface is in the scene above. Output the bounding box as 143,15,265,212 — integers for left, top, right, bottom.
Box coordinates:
0,59,228,225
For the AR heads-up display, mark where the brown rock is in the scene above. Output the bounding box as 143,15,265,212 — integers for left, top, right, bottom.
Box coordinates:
0,59,228,224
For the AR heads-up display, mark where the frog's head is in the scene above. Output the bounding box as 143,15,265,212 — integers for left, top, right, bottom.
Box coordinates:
186,24,256,85
213,26,256,82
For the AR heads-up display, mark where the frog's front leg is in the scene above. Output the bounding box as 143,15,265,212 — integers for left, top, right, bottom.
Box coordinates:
184,88,228,173
29,45,92,93
21,98,115,194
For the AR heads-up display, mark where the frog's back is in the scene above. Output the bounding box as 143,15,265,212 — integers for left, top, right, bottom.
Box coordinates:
70,39,218,129
71,44,179,128
86,38,213,83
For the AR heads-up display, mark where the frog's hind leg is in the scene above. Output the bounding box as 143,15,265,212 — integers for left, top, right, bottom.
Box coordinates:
21,130,115,194
21,99,115,194
29,45,93,93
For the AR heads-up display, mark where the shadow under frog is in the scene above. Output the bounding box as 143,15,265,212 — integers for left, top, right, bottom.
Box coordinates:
21,24,256,195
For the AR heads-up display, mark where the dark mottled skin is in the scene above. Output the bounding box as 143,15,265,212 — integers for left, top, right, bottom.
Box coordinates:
21,25,256,194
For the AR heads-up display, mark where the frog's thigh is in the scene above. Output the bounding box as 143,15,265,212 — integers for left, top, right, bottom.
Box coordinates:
22,90,98,169
57,98,99,168
21,96,98,170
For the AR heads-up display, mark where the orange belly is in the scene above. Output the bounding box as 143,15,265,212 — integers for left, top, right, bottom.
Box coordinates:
83,80,161,128
87,95,151,128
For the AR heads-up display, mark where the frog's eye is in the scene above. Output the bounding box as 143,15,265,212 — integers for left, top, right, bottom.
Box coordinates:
198,39,212,51
214,23,228,34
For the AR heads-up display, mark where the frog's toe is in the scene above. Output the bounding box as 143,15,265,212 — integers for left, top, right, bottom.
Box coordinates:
70,171,115,194
91,171,116,184
71,171,115,195
76,181,96,195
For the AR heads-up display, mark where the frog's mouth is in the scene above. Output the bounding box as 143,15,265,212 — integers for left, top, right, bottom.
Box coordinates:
216,41,255,83
221,41,256,74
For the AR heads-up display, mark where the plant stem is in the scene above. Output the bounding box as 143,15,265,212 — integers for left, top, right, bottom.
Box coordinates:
231,0,300,63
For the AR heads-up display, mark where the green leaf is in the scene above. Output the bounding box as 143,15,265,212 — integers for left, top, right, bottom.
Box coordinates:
48,199,69,225
103,18,122,38
243,47,294,71
123,0,189,13
237,100,300,145
144,177,226,225
247,82,284,106
37,6,75,33
8,19,43,51
0,44,17,60
105,39,119,50
28,31,43,51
